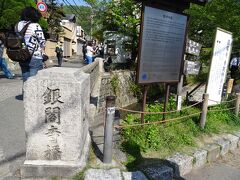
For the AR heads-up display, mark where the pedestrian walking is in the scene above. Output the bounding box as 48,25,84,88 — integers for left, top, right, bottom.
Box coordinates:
86,41,95,64
15,6,46,82
230,53,240,83
55,43,63,67
99,43,104,58
82,41,87,63
0,33,14,79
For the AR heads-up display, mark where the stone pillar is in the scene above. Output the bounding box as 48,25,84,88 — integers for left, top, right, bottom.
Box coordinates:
21,67,91,179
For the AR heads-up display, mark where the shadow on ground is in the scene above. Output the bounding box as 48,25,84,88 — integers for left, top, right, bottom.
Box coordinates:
121,142,185,180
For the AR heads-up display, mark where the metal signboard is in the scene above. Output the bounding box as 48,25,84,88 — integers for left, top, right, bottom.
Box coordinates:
206,28,232,106
185,60,201,75
137,6,188,84
186,39,202,56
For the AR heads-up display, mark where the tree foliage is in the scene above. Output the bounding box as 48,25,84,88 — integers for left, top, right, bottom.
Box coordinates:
63,5,92,35
47,0,64,39
83,0,141,59
0,0,36,29
0,0,49,31
84,0,141,40
186,0,240,55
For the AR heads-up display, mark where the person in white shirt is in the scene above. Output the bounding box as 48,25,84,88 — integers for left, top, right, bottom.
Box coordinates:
86,41,95,64
15,7,46,82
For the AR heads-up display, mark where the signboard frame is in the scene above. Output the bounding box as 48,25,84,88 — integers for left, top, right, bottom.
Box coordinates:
205,27,233,106
136,4,188,84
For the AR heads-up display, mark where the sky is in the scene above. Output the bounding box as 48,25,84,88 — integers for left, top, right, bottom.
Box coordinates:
60,0,88,6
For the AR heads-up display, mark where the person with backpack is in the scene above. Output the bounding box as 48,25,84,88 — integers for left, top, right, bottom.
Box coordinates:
0,33,14,79
15,7,46,82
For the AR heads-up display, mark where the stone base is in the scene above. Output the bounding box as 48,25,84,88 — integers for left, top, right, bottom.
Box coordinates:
203,144,220,162
166,153,193,176
224,134,239,151
192,149,207,169
21,133,91,179
21,162,81,179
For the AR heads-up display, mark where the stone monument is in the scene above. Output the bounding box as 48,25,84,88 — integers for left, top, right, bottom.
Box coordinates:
21,67,91,178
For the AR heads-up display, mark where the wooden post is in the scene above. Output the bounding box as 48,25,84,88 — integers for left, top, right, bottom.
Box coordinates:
186,91,189,105
141,85,149,124
200,93,209,129
235,93,240,116
163,84,170,120
226,79,234,99
103,96,116,164
177,75,184,111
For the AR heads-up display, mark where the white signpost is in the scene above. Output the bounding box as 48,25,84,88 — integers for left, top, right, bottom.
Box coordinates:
206,28,232,106
137,6,187,83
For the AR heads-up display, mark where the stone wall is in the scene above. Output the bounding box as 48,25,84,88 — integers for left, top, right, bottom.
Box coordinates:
80,59,138,125
80,58,102,93
98,70,138,109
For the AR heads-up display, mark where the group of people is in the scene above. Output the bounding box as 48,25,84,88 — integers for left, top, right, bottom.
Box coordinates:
82,40,104,64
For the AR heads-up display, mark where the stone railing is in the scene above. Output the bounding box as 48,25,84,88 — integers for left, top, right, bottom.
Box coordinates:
80,58,104,93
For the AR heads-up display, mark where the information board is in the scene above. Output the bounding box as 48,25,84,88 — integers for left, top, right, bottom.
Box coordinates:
206,28,232,106
185,60,201,75
137,6,187,84
186,39,202,56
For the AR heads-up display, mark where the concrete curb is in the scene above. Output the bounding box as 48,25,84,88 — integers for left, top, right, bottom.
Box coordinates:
159,132,240,179
83,132,240,180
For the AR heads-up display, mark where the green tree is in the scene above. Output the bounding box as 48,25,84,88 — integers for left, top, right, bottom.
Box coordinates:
186,0,240,59
84,0,141,59
63,5,92,35
0,0,34,29
47,0,64,40
0,0,48,31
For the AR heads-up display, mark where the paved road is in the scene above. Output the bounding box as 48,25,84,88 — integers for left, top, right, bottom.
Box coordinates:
0,57,85,179
184,148,240,180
